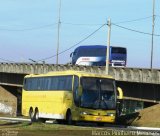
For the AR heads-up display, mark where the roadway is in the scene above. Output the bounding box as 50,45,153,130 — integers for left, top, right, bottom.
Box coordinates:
0,116,159,135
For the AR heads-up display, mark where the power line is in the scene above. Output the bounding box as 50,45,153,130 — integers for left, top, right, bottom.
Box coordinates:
0,16,156,32
37,23,107,62
62,16,153,26
0,57,15,63
115,16,153,24
62,22,103,26
0,23,57,31
112,23,160,36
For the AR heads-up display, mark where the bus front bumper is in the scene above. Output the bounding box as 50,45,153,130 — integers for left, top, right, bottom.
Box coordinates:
79,114,115,123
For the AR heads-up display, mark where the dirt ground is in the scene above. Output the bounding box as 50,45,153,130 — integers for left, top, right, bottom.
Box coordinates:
131,104,160,127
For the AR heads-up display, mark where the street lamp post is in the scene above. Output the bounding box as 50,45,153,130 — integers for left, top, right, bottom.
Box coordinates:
106,18,111,75
150,0,155,69
56,0,61,64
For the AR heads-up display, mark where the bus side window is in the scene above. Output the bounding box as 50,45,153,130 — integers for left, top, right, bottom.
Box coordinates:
23,78,28,90
73,76,79,106
37,78,41,90
45,77,50,90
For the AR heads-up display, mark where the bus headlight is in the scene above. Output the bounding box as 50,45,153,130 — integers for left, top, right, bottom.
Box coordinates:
81,112,88,115
106,113,114,116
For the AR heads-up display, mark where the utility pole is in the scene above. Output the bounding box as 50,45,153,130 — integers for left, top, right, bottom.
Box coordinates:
150,0,155,69
56,0,61,64
106,18,111,75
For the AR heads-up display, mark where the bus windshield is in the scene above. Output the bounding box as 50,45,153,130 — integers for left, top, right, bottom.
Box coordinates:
111,47,126,54
80,77,116,110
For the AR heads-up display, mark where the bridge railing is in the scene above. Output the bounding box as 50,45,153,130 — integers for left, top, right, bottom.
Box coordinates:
0,63,160,84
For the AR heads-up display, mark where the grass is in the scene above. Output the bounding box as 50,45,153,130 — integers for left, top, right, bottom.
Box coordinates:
0,120,137,136
0,121,103,136
1,116,160,136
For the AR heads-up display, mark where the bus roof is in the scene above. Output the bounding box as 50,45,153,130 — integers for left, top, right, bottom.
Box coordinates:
76,45,106,49
25,70,114,79
75,45,126,50
75,45,127,51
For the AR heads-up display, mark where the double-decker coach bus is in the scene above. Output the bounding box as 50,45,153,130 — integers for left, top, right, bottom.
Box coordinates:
70,45,127,67
22,70,123,124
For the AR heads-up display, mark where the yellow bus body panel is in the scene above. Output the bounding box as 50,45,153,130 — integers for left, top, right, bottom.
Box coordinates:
22,70,116,122
22,90,72,119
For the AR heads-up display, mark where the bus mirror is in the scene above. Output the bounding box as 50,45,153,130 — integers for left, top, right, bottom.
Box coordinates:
70,52,73,57
117,87,123,99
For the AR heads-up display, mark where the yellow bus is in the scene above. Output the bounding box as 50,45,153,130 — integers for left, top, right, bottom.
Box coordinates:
22,70,123,124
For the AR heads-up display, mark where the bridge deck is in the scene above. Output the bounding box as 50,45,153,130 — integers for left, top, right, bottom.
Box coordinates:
0,63,160,84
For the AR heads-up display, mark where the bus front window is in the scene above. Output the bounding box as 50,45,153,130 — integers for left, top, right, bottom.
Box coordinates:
80,77,116,110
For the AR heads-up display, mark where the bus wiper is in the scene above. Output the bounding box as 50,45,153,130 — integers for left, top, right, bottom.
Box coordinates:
91,99,100,109
91,99,108,110
101,98,108,109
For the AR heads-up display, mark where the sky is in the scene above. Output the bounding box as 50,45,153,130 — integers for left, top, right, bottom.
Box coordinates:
0,0,160,68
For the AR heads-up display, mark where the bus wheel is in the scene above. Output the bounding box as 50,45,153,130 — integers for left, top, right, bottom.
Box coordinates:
39,118,46,123
34,108,39,122
56,119,64,124
66,111,72,125
29,107,34,122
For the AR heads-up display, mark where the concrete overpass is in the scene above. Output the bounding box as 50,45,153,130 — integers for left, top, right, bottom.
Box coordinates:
0,63,160,115
0,63,160,85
